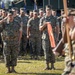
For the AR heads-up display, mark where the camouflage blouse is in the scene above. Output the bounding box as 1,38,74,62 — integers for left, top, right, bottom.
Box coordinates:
1,19,21,45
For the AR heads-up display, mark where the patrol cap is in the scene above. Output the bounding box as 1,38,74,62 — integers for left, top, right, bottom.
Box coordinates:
46,5,52,10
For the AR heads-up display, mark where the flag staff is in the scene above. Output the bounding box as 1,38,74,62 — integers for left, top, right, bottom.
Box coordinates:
63,0,73,60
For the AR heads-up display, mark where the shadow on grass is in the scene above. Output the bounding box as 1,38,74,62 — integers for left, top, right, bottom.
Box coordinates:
56,57,64,62
0,59,32,64
55,68,63,70
16,72,61,75
18,61,31,63
18,58,45,61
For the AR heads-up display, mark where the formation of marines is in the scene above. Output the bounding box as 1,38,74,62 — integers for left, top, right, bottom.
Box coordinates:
0,3,75,75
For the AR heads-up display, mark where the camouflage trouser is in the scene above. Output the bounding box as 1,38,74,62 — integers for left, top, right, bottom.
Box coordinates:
62,56,72,75
62,42,75,75
29,36,41,57
3,42,19,67
42,39,55,63
62,57,75,75
20,34,28,54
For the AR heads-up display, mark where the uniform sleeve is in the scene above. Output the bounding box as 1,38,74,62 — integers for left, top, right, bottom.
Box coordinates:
18,17,23,32
39,17,44,27
15,21,22,32
27,16,29,22
19,22,23,31
56,17,59,26
19,17,22,24
17,16,22,24
27,19,32,27
61,20,64,31
26,16,29,25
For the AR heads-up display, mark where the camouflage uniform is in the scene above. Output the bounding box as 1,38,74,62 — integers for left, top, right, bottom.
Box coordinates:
0,17,5,55
27,17,41,58
19,15,29,55
1,19,21,67
39,15,59,63
13,15,22,55
0,17,5,32
14,16,22,24
62,41,75,75
53,16,59,44
38,16,44,56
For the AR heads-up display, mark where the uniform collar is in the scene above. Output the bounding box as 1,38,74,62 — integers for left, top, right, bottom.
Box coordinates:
45,14,52,18
32,17,38,20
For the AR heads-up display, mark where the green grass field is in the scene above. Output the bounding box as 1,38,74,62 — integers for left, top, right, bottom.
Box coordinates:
0,56,65,75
